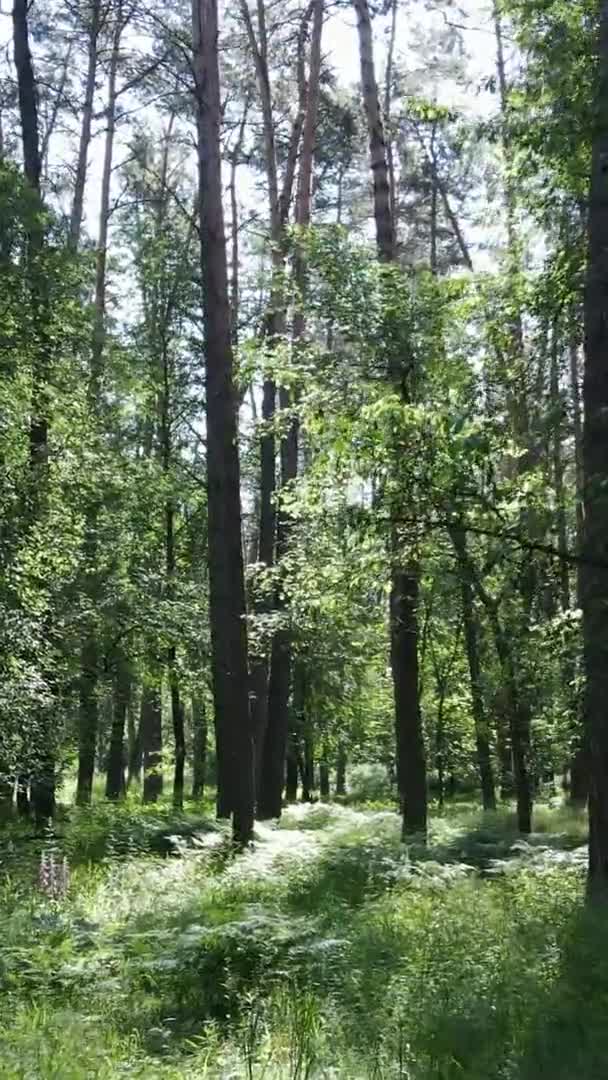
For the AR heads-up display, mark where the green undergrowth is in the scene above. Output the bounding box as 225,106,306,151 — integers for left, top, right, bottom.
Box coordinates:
0,799,602,1079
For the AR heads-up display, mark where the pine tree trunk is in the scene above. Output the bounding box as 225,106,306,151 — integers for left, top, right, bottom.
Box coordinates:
13,0,55,822
193,0,254,844
354,0,427,839
191,694,207,800
69,0,101,249
76,10,121,807
302,732,314,803
583,0,608,899
141,684,163,803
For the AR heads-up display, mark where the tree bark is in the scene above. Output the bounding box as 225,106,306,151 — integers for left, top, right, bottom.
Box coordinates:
583,0,608,898
354,0,427,838
106,653,131,799
336,744,347,796
141,684,163,803
258,0,324,818
319,761,330,799
76,11,122,806
193,0,254,844
13,0,56,823
69,0,103,249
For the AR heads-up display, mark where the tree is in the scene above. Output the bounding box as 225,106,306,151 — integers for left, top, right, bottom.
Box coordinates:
192,0,254,844
583,0,608,899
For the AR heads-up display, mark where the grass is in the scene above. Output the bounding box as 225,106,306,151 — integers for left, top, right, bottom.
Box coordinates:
0,796,601,1078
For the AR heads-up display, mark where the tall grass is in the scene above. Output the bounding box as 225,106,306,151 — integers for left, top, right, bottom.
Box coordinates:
0,798,598,1078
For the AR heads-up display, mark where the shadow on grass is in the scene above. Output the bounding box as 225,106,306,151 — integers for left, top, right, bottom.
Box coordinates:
515,901,608,1080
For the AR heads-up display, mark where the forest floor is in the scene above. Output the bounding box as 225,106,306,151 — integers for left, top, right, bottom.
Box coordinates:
0,795,604,1079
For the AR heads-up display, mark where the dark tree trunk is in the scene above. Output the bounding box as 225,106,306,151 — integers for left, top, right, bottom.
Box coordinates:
16,777,29,816
391,569,427,835
127,698,143,788
336,745,347,796
491,615,532,834
106,655,131,800
452,529,496,810
258,627,290,818
583,0,608,899
496,711,514,799
302,732,315,803
76,635,98,805
193,0,254,844
354,0,427,839
76,14,121,807
191,694,207,800
141,685,163,803
169,649,185,811
13,0,56,823
285,734,298,801
69,0,102,248
319,761,330,800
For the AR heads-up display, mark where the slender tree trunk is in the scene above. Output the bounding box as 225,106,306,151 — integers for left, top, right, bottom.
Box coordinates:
127,699,143,788
568,324,588,806
258,0,324,818
336,744,347,796
354,0,427,838
69,0,102,249
319,761,330,800
13,0,55,822
76,13,122,806
302,731,315,802
285,737,299,801
583,0,608,899
193,0,254,844
106,653,131,799
191,694,207,800
141,684,163,803
451,529,496,810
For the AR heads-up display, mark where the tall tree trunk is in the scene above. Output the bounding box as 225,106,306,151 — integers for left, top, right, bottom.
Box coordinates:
568,324,588,806
583,0,608,899
354,0,427,838
141,683,163,803
76,10,122,806
258,0,324,818
191,694,207,800
69,0,102,249
13,0,55,822
193,0,254,844
106,653,131,799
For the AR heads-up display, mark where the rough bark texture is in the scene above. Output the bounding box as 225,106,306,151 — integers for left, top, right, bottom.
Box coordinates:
193,0,254,844
584,0,608,898
354,0,426,837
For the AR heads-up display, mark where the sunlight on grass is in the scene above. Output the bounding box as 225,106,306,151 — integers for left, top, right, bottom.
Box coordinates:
0,799,597,1078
